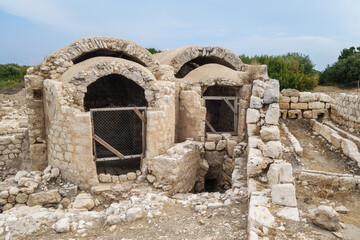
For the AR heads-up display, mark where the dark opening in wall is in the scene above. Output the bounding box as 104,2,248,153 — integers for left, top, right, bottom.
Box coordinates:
175,57,236,78
33,89,43,100
72,49,146,67
203,85,238,134
97,158,140,175
204,178,217,192
84,74,147,111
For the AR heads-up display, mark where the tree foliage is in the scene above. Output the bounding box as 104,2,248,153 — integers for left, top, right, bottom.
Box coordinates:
240,53,318,91
319,46,360,88
146,48,161,54
0,64,29,88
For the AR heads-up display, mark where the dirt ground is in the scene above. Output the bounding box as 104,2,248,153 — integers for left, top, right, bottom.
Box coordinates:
312,85,360,99
281,118,360,240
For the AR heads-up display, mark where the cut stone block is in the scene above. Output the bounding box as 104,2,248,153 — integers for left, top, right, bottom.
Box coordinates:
271,184,297,207
260,126,280,142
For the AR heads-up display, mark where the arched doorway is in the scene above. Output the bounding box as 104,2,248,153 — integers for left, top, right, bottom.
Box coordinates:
84,74,147,175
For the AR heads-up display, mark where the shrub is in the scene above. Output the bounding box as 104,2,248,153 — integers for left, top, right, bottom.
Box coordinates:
240,53,318,91
0,64,29,88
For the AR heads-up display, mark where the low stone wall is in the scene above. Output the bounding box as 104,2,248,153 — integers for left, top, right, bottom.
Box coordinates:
331,93,360,130
279,89,331,119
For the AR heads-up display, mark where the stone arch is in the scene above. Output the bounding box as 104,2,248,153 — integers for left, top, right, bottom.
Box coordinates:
61,57,156,109
42,37,161,78
160,46,244,78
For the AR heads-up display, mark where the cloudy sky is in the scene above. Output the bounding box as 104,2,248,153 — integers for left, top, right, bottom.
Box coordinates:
0,0,359,70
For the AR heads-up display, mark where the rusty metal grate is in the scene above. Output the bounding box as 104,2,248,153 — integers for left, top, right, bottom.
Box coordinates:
90,107,146,162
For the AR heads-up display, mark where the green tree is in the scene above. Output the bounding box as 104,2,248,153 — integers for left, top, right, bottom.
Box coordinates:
320,46,360,87
0,64,29,88
239,53,318,91
146,48,161,54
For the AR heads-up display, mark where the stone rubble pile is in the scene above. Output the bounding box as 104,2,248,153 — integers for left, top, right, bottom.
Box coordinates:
0,165,78,212
279,89,332,119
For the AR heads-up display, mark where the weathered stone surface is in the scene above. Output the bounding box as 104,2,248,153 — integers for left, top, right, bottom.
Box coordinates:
206,133,222,142
260,126,280,142
246,109,260,124
53,217,70,233
127,172,137,181
248,206,275,228
291,102,307,110
204,142,216,151
59,185,78,198
227,139,237,157
281,89,300,97
252,80,265,98
265,104,280,125
263,79,280,104
27,190,61,207
310,205,340,231
290,96,299,103
148,141,204,195
299,92,316,102
335,205,349,214
216,140,227,151
303,110,312,119
330,133,343,149
146,174,156,183
279,102,290,109
280,96,291,103
277,207,300,221
317,93,332,102
0,190,9,199
15,193,28,204
341,138,360,164
126,207,144,222
308,101,325,109
288,109,302,119
267,161,293,185
271,184,297,207
247,148,264,177
14,171,28,182
9,187,19,196
250,96,263,109
261,141,282,159
72,193,94,210
91,184,111,194
98,174,112,183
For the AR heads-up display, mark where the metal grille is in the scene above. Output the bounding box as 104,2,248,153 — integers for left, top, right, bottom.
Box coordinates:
91,107,146,161
203,96,238,135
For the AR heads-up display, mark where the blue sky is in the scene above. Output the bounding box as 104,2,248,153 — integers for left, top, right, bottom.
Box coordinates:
0,0,359,70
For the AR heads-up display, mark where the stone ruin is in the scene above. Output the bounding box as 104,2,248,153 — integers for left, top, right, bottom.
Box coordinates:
1,37,360,239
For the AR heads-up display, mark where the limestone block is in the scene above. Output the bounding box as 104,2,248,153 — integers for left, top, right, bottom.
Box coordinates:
252,80,265,98
53,217,70,233
341,139,360,164
246,109,260,124
330,133,343,149
312,109,329,119
126,207,144,222
127,172,137,181
265,104,280,125
280,96,291,103
308,102,325,110
317,93,332,103
247,148,264,177
277,207,300,221
261,141,282,159
206,133,222,142
248,136,262,149
227,139,237,157
288,110,302,119
281,89,300,97
98,174,112,183
260,126,280,142
299,92,316,102
247,124,260,137
59,185,78,198
280,110,287,119
204,142,216,150
263,79,280,104
290,96,299,103
248,206,275,228
303,110,313,119
271,184,297,207
27,190,61,207
291,102,307,110
267,161,294,185
250,96,263,109
15,193,28,204
216,140,227,151
72,193,94,210
310,205,340,231
279,102,290,109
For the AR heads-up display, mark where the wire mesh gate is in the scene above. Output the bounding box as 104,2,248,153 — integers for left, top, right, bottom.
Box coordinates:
203,96,239,135
90,107,146,162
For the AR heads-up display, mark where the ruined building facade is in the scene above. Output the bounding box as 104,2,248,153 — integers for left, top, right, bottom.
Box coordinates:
22,37,278,192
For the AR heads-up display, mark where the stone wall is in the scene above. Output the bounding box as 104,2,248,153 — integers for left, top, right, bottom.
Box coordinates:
279,89,331,119
0,99,29,172
331,93,360,130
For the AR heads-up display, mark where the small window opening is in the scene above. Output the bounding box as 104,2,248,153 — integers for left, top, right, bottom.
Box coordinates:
33,89,43,100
